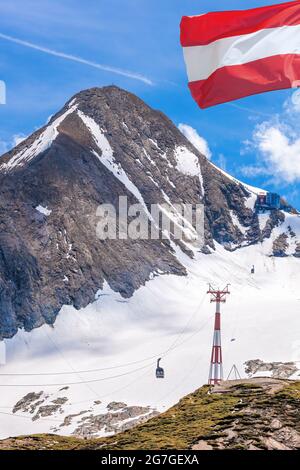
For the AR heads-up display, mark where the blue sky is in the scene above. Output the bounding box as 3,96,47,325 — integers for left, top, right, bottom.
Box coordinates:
1,0,300,208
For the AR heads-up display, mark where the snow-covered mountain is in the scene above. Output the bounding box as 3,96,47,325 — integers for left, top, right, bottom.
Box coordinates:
0,86,298,339
0,86,299,439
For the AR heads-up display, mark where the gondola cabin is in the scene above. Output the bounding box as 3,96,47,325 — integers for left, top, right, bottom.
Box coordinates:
156,358,164,379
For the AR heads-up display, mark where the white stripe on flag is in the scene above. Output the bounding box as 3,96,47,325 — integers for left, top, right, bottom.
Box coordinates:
183,24,300,82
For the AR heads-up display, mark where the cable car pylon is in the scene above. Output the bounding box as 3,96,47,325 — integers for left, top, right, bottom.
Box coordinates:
207,284,230,386
227,364,241,381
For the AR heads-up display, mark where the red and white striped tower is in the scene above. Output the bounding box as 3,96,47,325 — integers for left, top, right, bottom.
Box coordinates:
207,284,230,385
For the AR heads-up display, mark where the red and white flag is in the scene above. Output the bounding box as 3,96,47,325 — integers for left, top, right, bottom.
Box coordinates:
180,1,300,109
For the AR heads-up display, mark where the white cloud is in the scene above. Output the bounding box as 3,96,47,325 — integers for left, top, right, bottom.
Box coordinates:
13,134,27,146
240,165,266,177
0,134,27,156
241,89,300,184
0,32,153,85
253,124,300,183
0,80,6,104
0,140,8,155
178,123,211,159
284,88,300,114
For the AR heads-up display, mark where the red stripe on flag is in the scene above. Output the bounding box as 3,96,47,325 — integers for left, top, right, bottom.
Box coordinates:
181,1,300,47
188,54,300,109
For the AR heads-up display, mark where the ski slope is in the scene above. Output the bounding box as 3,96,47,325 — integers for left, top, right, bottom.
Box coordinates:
0,223,300,439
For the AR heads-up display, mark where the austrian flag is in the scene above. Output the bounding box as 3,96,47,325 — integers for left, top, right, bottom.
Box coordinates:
180,1,300,108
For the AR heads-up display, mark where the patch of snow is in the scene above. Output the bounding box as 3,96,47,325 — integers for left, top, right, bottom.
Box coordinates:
66,243,73,260
250,371,273,379
230,211,247,235
148,138,159,149
166,176,176,189
159,152,174,168
174,146,204,195
142,148,156,166
243,183,266,196
67,98,77,108
258,212,270,231
175,146,200,177
244,192,257,210
35,205,52,217
147,174,159,187
290,366,300,380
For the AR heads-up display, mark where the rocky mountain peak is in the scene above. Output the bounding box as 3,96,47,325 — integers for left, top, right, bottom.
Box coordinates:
0,86,299,339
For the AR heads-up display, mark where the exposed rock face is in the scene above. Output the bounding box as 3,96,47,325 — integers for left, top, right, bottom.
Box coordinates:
245,359,299,379
72,405,158,437
0,86,297,339
294,243,300,258
193,379,300,450
107,401,127,411
12,390,69,421
261,210,285,240
13,391,45,414
272,233,289,257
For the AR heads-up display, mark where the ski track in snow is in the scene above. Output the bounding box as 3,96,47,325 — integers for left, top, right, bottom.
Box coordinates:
1,229,300,439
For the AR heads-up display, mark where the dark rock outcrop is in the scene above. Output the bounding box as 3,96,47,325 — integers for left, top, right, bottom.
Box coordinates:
245,359,299,379
272,233,289,257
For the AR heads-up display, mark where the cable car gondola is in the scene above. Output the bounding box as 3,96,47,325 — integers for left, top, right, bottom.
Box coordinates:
156,358,164,379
